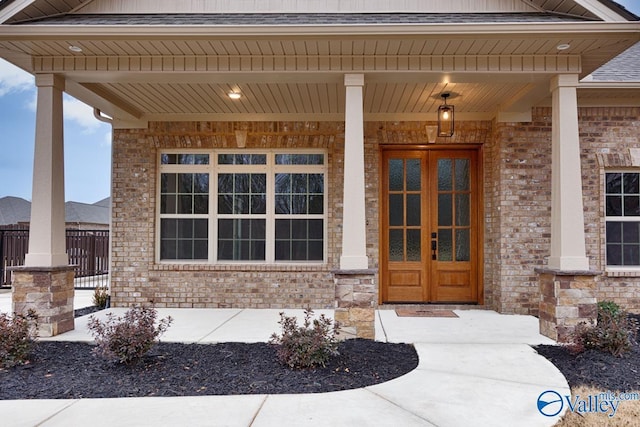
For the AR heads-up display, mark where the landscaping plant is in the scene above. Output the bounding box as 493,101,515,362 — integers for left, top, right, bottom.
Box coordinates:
0,309,38,368
92,286,110,309
269,309,340,369
571,301,638,357
87,306,173,364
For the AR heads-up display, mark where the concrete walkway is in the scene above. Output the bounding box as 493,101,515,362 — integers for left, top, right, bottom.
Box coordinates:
0,292,570,426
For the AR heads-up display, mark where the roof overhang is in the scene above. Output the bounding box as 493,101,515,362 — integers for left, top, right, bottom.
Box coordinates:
0,21,638,125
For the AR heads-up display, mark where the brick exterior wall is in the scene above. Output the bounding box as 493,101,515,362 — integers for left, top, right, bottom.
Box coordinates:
111,108,640,313
490,111,553,315
580,107,640,312
111,121,345,308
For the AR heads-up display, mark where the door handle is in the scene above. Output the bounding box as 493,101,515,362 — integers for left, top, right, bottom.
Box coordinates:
431,233,437,260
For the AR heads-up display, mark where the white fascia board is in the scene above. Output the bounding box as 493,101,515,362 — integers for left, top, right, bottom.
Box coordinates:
0,21,639,38
0,0,35,24
579,81,640,88
572,0,629,22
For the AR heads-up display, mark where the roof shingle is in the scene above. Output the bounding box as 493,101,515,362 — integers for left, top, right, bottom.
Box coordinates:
19,12,593,26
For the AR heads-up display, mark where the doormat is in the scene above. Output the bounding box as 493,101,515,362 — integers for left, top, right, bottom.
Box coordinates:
395,308,459,318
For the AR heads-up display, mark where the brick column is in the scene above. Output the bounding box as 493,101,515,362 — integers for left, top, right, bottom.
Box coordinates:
536,268,598,343
333,269,377,339
11,266,75,337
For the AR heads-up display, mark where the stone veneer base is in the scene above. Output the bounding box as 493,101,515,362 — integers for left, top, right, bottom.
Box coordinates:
333,269,378,340
10,266,75,337
536,267,599,343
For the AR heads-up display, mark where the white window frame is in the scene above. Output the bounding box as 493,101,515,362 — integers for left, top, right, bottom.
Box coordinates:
604,169,640,272
156,149,328,265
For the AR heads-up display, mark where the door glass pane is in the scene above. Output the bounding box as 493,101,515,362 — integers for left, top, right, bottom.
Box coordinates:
438,194,452,226
389,194,404,226
455,159,470,191
456,229,470,261
407,229,421,261
406,159,421,191
389,230,404,261
438,159,452,191
389,159,403,191
438,229,452,261
407,194,421,226
456,194,470,226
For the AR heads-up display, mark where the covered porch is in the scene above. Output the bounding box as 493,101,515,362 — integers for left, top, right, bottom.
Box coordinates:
2,11,639,338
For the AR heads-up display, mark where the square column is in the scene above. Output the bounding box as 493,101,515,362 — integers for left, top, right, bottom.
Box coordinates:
25,74,68,268
12,74,74,337
340,74,368,270
548,74,589,271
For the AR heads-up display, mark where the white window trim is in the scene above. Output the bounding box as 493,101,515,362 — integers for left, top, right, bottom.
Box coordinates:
156,149,328,265
604,170,640,272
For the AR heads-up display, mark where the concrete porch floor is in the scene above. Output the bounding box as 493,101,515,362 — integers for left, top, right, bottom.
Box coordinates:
0,290,569,426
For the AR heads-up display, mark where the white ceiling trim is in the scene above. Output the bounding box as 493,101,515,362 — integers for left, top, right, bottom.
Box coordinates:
0,0,34,24
572,0,628,21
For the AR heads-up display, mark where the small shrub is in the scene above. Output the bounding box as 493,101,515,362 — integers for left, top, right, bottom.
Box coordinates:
87,306,173,364
571,301,638,357
597,300,622,320
0,309,38,368
92,286,110,309
269,309,340,369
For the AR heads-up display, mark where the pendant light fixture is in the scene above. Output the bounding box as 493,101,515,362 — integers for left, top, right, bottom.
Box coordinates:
437,93,454,137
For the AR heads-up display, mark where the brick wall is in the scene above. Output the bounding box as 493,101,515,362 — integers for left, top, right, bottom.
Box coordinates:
111,121,344,308
493,107,640,315
111,109,640,313
580,107,640,313
491,110,553,315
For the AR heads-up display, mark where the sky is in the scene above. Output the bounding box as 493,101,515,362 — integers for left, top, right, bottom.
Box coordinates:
0,0,638,204
0,60,112,204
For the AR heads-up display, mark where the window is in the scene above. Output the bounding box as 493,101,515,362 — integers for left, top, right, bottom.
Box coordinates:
158,151,326,263
605,172,640,267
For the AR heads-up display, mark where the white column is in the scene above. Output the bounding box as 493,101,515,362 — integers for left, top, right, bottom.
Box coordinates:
24,74,69,267
340,74,368,270
548,74,589,271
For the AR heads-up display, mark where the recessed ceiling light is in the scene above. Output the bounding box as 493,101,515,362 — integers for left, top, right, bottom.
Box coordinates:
68,45,83,53
556,44,571,51
228,92,242,100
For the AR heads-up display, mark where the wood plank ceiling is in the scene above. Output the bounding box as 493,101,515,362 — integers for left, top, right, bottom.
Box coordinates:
1,0,638,121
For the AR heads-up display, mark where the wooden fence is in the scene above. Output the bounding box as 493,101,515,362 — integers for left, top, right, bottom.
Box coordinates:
0,226,109,288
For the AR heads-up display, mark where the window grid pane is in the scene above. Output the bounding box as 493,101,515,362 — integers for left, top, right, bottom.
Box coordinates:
160,219,208,260
160,151,325,264
275,219,323,261
606,172,640,267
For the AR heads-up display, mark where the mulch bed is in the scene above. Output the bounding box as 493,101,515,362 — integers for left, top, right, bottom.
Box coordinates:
0,339,418,399
3,308,639,399
535,314,640,392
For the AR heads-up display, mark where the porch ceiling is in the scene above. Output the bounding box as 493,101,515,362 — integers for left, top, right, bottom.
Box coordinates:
0,25,638,123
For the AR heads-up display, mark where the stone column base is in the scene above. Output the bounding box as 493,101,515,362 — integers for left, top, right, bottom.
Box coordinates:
333,269,378,340
536,268,599,343
10,266,75,337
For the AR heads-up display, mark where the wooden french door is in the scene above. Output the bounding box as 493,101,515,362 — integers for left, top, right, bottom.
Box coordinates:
380,147,481,303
